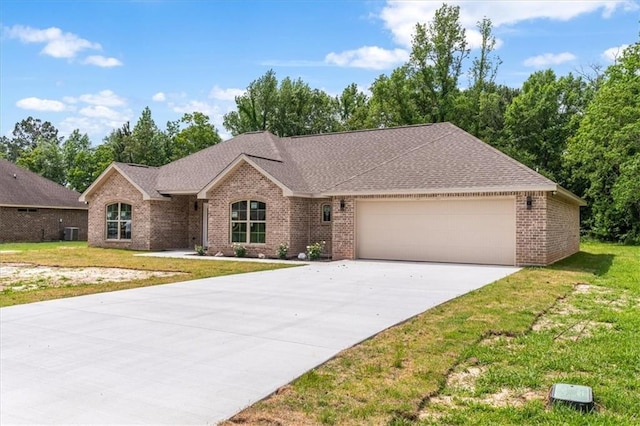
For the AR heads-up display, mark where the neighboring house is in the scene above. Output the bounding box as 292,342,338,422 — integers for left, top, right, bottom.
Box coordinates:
0,159,88,242
80,123,585,266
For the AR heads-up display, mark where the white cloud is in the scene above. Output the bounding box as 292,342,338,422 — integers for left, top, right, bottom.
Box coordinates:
325,46,409,70
16,97,66,112
523,52,577,67
379,1,636,48
78,105,129,121
602,44,630,62
65,90,126,107
58,115,131,138
170,100,220,117
56,90,131,138
209,85,245,101
4,25,101,58
83,55,123,67
152,92,166,102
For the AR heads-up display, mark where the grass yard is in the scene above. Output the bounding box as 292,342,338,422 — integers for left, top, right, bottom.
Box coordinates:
224,242,640,425
0,242,293,307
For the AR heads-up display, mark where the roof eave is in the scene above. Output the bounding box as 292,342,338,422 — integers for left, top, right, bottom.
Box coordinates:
319,185,559,197
556,186,587,206
0,203,88,210
157,190,199,196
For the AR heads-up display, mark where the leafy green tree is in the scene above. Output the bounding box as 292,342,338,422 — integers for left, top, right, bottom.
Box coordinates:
168,112,222,161
409,3,469,122
503,70,588,183
129,107,166,166
62,130,97,192
103,122,133,163
1,117,60,162
0,136,8,159
367,66,418,127
459,17,503,138
223,70,340,137
92,143,115,175
566,41,640,242
16,137,65,185
224,70,278,135
335,83,369,131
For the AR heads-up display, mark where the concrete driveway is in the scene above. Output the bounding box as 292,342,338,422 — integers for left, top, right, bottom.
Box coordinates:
1,260,518,425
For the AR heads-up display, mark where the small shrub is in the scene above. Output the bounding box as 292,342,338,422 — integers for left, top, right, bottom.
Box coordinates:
276,242,288,259
232,243,246,258
306,241,325,261
194,245,206,256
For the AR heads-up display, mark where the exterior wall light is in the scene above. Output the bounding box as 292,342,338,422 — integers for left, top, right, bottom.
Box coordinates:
340,199,346,211
526,195,533,210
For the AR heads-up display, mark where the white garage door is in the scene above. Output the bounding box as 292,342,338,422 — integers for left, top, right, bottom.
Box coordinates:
356,198,516,265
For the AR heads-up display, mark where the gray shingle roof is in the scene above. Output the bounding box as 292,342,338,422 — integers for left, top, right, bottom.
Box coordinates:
0,159,87,209
111,123,560,198
156,132,286,192
112,163,163,199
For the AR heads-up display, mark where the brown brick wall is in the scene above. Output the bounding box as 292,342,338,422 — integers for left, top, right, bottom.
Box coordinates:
332,196,355,260
309,199,333,256
206,162,291,257
515,192,548,266
545,193,580,264
149,196,190,250
85,172,150,250
288,197,310,256
331,191,581,266
204,163,334,259
0,207,88,242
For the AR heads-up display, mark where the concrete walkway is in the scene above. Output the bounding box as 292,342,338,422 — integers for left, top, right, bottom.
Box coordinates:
1,260,519,425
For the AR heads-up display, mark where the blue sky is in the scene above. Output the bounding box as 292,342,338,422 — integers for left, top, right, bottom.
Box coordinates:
1,0,638,142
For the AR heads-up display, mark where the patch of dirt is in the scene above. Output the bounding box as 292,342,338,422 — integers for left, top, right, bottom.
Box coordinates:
446,365,486,392
421,387,546,419
0,263,182,291
531,283,623,340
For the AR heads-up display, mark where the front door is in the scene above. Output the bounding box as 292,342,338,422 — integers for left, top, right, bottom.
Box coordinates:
202,202,209,248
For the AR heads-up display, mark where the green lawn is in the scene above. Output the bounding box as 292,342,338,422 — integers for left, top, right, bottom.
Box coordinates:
224,242,640,425
0,242,293,307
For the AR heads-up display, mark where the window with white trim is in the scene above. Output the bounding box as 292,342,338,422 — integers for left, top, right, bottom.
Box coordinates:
322,204,332,222
231,200,266,243
106,203,132,240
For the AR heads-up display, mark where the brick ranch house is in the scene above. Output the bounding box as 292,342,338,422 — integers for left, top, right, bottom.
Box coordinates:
80,123,585,266
1,159,88,242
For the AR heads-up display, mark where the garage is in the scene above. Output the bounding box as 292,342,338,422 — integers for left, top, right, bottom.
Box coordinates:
356,198,516,265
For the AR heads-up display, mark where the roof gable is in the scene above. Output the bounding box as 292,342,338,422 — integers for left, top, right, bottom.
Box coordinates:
0,159,86,209
197,154,299,199
80,163,164,202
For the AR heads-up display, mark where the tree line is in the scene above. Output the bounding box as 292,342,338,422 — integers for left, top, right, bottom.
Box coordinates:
0,109,221,194
1,4,638,243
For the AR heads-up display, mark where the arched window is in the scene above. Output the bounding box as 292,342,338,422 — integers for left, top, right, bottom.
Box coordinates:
106,203,132,240
231,200,266,244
